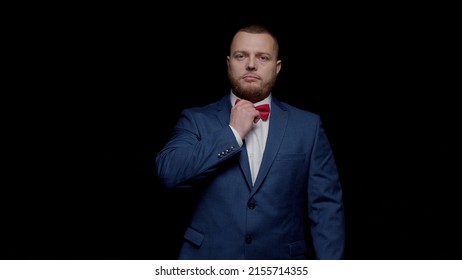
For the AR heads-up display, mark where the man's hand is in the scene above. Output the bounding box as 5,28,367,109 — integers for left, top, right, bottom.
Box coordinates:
229,99,260,139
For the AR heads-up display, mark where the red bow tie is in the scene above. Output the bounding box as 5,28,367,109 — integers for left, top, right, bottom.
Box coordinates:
255,104,270,121
235,99,270,121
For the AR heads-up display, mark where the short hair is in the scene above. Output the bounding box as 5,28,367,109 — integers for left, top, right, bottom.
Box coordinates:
235,24,279,58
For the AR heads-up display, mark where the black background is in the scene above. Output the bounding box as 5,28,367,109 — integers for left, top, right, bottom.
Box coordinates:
4,5,460,260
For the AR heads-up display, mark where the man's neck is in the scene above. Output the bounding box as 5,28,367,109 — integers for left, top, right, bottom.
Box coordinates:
230,91,272,106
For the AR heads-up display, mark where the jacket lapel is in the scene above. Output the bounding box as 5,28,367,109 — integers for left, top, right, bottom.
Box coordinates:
215,95,231,127
215,94,253,189
239,143,253,189
251,98,288,194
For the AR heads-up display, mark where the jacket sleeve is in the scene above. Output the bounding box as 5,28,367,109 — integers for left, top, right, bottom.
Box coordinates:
156,109,241,188
308,118,346,259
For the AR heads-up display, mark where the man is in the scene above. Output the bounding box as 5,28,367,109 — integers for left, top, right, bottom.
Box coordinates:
156,24,345,259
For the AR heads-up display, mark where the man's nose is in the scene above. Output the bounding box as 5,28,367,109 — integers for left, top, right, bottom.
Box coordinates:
246,57,257,70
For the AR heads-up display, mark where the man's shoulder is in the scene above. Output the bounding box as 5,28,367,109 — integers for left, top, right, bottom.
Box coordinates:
275,99,320,120
181,96,227,116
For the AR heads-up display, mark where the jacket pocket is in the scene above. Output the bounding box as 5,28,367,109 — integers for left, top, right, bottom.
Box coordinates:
183,227,205,247
288,240,307,258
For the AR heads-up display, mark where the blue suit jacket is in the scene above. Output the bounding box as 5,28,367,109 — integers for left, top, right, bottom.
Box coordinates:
156,94,345,259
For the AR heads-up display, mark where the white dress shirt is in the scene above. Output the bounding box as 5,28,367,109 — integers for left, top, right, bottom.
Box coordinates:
229,92,271,185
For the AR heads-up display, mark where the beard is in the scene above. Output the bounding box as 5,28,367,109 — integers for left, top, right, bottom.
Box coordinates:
228,72,276,103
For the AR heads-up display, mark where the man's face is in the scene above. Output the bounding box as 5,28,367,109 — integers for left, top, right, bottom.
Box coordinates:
227,31,281,103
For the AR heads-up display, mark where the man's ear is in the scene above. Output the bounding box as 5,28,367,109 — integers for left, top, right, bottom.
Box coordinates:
276,60,282,75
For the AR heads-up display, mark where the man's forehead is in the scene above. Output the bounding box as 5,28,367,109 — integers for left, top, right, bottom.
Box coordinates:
231,32,277,52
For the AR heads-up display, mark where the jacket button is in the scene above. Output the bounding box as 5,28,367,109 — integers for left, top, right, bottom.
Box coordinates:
248,202,256,209
245,235,252,244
